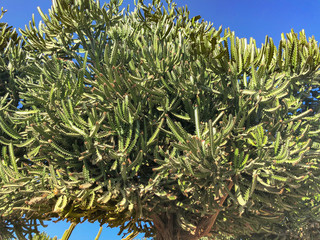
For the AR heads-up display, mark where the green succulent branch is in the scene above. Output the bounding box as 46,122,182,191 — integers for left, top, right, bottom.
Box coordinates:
0,0,320,239
0,7,24,104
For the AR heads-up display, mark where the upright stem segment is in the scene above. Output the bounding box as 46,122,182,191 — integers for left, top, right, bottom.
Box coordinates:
95,226,103,240
61,222,77,240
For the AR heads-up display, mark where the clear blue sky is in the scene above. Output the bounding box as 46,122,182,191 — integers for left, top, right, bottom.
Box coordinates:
1,0,320,239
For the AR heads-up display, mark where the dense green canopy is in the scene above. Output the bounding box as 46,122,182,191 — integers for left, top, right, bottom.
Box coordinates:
1,0,320,239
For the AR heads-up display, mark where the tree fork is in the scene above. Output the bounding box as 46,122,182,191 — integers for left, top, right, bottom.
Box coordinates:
152,181,234,240
195,181,234,239
151,213,196,240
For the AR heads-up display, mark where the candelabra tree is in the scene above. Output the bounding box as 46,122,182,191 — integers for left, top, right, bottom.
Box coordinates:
1,0,320,239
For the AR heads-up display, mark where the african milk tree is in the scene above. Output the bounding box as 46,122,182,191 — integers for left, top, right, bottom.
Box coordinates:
1,0,320,239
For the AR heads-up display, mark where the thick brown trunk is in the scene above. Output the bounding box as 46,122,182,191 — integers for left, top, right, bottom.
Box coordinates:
151,181,234,240
151,213,198,240
195,181,234,238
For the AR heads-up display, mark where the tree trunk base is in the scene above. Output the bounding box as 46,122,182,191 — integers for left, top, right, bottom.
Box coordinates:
151,213,200,240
